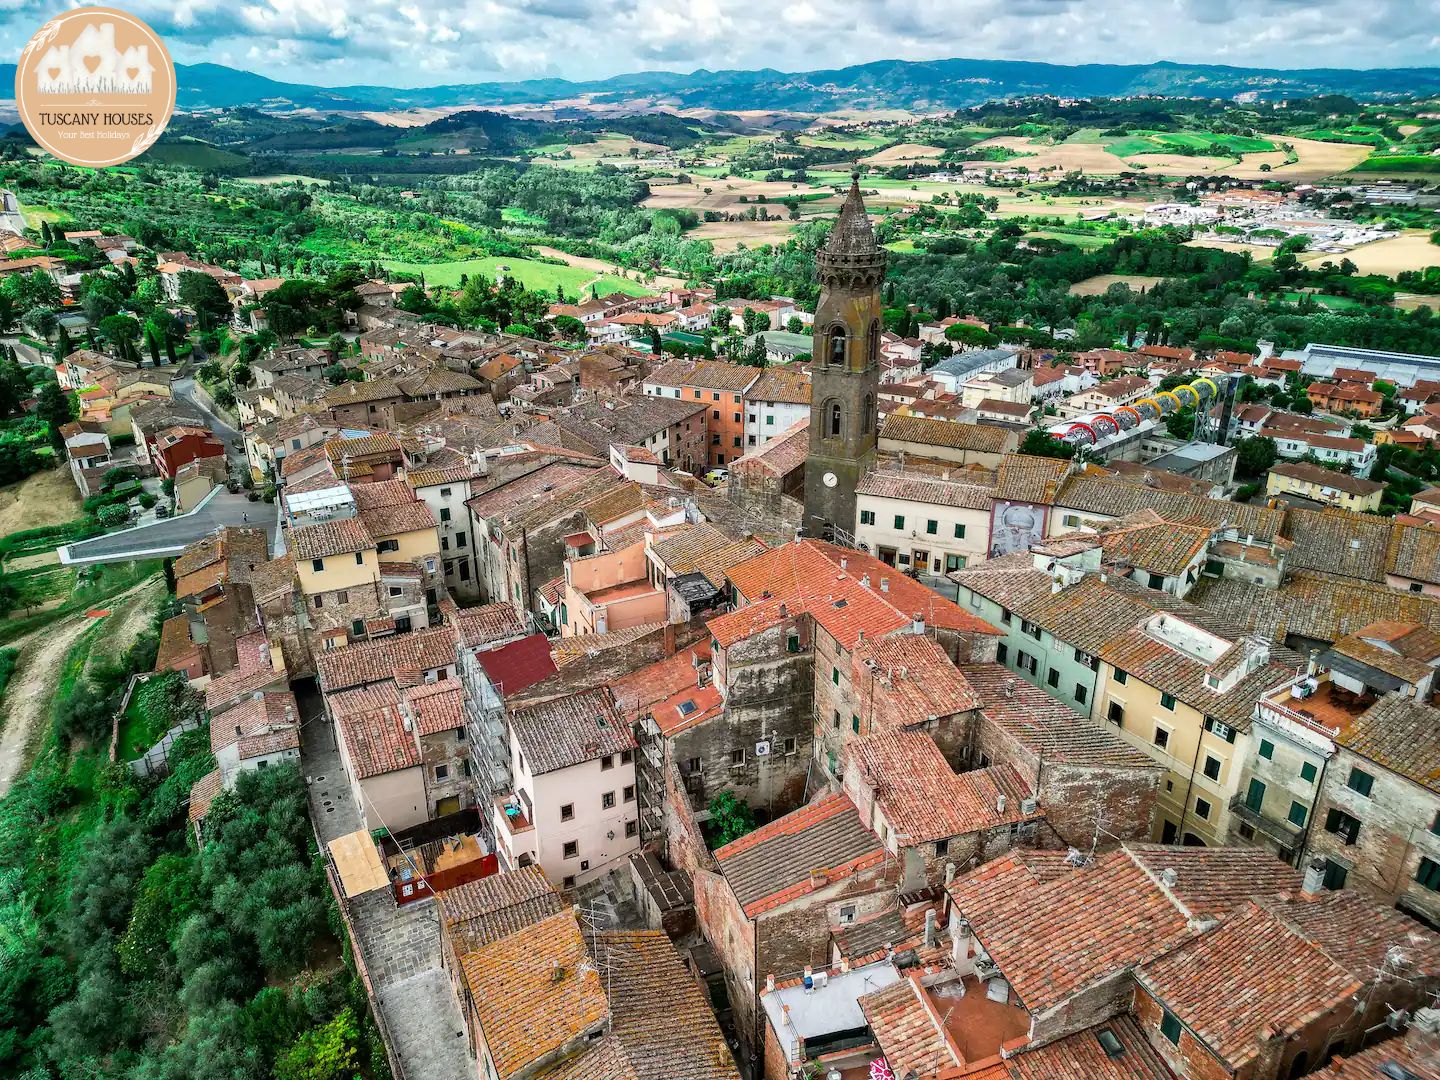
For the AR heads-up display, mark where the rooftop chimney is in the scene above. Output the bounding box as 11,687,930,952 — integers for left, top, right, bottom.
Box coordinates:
880,578,890,593
1160,868,1178,888
924,909,937,948
995,794,1007,814
911,613,925,636
1301,859,1325,897
765,973,775,992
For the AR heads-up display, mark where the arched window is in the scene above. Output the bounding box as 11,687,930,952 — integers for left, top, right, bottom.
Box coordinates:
862,394,874,435
828,325,847,366
868,320,881,364
828,401,843,438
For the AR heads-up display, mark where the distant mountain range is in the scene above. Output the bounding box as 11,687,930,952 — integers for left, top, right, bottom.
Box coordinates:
4,56,1439,114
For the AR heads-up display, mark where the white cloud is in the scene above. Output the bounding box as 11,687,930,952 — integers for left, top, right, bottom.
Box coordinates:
45,0,1440,87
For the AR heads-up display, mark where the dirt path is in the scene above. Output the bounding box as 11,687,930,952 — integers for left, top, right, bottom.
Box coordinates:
0,467,84,536
0,577,161,796
533,246,685,290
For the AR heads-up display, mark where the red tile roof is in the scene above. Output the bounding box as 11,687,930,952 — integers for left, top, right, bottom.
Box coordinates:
722,539,999,649
714,793,886,918
506,686,632,774
474,633,558,698
848,729,1036,842
1136,901,1359,1070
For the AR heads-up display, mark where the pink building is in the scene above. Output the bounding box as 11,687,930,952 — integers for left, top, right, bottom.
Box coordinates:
559,539,667,637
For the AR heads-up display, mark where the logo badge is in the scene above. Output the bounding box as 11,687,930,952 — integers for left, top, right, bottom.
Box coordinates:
15,7,175,168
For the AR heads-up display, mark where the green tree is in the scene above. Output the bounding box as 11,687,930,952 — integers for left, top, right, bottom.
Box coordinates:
178,272,233,332
1234,436,1277,479
1018,429,1075,459
706,791,756,848
273,1008,361,1080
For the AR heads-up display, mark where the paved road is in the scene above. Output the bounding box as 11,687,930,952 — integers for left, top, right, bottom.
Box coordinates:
58,488,277,564
299,685,474,1080
174,376,246,467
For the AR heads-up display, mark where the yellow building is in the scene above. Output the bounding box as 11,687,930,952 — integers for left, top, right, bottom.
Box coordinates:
1265,460,1384,513
1092,610,1301,848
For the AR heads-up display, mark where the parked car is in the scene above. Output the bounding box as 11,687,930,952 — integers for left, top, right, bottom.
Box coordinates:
703,468,729,487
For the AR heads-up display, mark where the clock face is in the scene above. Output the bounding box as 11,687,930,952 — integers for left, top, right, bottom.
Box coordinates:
823,472,838,488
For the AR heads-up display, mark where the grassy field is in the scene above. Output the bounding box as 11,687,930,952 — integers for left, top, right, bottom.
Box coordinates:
1027,228,1112,250
501,206,548,226
380,254,650,294
1281,291,1369,310
1348,155,1440,175
140,139,250,170
1105,130,1275,157
1296,126,1387,146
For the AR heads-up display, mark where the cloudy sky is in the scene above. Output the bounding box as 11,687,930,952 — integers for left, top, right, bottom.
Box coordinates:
2,0,1437,87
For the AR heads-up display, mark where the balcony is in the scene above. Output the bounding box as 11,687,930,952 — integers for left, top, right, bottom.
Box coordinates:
1229,795,1303,856
494,794,533,835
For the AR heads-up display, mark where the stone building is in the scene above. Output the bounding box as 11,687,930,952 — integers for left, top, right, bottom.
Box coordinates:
804,176,886,540
1306,694,1440,928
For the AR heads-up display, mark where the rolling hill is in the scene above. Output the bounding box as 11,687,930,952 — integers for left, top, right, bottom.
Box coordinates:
4,57,1440,114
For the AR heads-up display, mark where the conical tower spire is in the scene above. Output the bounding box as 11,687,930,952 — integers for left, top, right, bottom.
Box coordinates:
825,172,879,257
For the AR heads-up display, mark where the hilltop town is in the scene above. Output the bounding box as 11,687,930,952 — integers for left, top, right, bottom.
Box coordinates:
0,86,1438,1080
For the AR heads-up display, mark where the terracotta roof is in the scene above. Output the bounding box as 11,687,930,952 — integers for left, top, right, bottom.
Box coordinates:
438,864,564,952
1136,901,1359,1069
1125,844,1302,920
945,848,1192,1014
747,367,811,405
188,769,223,823
404,680,464,735
1388,520,1440,586
322,377,404,407
1270,460,1384,497
1309,1026,1440,1078
551,623,660,667
854,633,982,724
881,413,1014,454
1054,472,1284,539
848,730,1037,843
1081,513,1210,578
1099,622,1300,729
589,930,742,1080
1328,632,1437,686
856,470,994,511
315,625,458,692
723,539,999,648
506,686,634,774
335,697,420,779
961,662,1161,771
1188,570,1440,646
1005,1016,1175,1079
648,523,767,590
859,978,959,1077
730,418,809,477
1338,694,1440,795
359,497,437,538
209,690,298,757
291,516,373,560
1283,507,1394,582
714,792,886,918
460,911,609,1080
449,601,525,648
535,1036,637,1080
681,360,760,393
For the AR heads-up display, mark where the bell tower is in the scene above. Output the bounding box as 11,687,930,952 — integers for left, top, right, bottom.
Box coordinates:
803,174,885,540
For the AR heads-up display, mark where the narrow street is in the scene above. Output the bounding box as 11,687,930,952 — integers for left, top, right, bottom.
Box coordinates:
296,684,474,1080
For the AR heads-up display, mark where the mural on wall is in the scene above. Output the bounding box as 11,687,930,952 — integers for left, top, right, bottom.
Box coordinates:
988,500,1047,558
